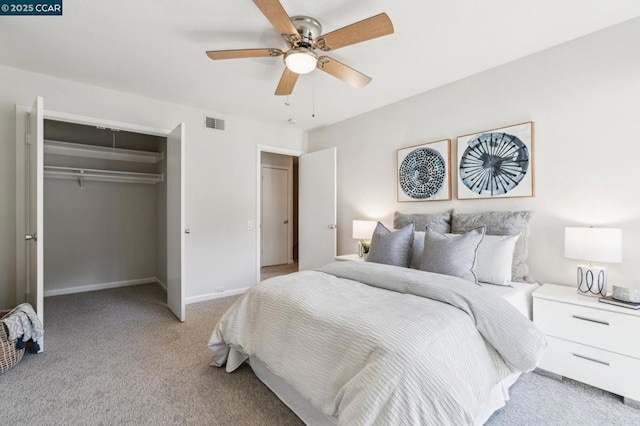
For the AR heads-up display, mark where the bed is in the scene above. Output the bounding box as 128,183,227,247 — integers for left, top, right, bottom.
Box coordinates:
208,210,546,425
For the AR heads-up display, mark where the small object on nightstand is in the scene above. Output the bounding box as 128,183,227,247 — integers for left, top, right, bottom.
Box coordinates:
611,284,640,303
352,220,377,258
564,227,622,297
599,295,640,310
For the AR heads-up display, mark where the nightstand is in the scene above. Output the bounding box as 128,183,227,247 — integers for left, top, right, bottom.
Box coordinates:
533,284,640,406
334,254,364,262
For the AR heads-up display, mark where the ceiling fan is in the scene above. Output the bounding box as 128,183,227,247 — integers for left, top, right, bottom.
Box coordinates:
205,0,394,96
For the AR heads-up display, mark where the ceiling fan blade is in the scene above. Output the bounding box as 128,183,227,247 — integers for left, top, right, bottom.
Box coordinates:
253,0,299,36
316,13,393,51
206,48,283,60
275,67,299,96
317,57,371,88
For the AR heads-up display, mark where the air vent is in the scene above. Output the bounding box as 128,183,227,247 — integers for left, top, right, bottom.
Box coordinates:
205,116,225,131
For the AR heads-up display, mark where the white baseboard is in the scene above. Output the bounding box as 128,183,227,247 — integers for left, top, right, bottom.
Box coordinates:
185,287,250,305
44,277,157,297
156,278,167,292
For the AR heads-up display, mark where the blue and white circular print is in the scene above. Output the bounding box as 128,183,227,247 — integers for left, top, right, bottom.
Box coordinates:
459,132,529,196
399,147,446,199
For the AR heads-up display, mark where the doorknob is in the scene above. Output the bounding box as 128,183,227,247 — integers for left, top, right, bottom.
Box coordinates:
284,220,289,224
185,229,191,234
328,224,337,229
25,233,37,241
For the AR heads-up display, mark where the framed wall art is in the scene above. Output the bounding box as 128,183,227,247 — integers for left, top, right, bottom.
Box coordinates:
457,121,534,200
397,139,451,202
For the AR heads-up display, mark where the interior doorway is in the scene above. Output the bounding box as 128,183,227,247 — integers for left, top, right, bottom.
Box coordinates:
259,151,299,281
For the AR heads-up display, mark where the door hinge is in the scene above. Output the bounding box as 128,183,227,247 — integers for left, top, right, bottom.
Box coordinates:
25,133,31,145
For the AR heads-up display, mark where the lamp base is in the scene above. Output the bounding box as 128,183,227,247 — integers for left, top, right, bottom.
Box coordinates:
358,242,364,258
576,265,607,297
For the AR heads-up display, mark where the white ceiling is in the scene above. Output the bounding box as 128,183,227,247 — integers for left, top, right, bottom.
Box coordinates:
1,0,639,130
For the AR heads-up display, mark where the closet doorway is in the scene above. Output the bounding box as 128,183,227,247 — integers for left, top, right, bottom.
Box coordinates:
16,98,186,346
258,149,300,282
42,120,169,299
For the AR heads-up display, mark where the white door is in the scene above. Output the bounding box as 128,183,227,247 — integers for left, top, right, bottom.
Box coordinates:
298,147,337,270
26,96,44,349
167,123,185,322
261,167,289,267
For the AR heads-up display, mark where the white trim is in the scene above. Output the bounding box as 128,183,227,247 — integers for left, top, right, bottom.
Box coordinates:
44,108,171,136
185,287,250,305
15,105,29,305
256,145,303,285
43,277,157,297
156,278,167,292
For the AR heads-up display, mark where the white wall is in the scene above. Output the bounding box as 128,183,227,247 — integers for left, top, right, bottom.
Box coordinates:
44,180,158,293
308,18,640,287
0,65,304,306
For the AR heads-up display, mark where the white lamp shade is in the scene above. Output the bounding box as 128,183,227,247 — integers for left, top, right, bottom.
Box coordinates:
564,227,622,263
353,220,377,240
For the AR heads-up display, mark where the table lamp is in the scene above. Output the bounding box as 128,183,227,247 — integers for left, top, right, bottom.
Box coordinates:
353,220,377,257
564,227,622,297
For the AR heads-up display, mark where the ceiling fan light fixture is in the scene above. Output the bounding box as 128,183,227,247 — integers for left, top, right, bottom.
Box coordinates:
284,48,317,74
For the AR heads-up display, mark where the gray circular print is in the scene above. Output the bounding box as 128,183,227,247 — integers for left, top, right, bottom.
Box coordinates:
459,132,529,196
399,147,446,199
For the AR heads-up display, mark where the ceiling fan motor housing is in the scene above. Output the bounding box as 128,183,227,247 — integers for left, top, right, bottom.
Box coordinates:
290,16,322,47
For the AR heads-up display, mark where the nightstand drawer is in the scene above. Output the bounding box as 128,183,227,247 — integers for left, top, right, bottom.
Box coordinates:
539,336,640,401
534,298,640,358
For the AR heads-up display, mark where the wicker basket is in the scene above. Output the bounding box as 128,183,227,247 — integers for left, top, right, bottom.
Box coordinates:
0,309,25,374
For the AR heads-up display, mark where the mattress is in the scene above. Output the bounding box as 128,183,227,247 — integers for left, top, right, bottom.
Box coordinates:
247,277,539,425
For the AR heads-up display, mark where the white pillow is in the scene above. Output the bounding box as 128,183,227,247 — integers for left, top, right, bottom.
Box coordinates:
474,234,520,286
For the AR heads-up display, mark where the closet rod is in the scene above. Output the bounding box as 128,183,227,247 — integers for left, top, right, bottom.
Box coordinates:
44,166,164,187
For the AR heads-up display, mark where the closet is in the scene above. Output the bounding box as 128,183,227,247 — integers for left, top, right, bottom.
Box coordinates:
42,120,169,298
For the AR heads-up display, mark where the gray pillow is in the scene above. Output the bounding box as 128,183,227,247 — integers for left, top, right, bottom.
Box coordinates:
393,211,451,234
420,226,485,284
409,231,426,269
451,210,534,282
366,222,415,267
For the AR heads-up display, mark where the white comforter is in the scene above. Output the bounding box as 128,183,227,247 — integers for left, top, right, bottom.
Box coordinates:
208,262,546,425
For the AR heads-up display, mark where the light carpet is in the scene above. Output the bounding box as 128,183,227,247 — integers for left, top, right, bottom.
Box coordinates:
0,284,638,425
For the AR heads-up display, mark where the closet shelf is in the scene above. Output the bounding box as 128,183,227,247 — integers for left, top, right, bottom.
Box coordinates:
45,166,164,187
44,140,164,164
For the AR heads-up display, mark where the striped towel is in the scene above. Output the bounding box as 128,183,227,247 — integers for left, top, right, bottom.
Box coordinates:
1,303,44,349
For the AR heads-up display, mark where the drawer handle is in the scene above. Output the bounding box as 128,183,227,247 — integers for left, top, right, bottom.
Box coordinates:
572,315,609,326
572,353,610,366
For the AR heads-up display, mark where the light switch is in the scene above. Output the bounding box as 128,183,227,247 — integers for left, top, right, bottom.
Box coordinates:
247,220,254,230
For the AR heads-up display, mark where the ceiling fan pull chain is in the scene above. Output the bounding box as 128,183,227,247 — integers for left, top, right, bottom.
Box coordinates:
285,95,290,107
312,84,315,118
